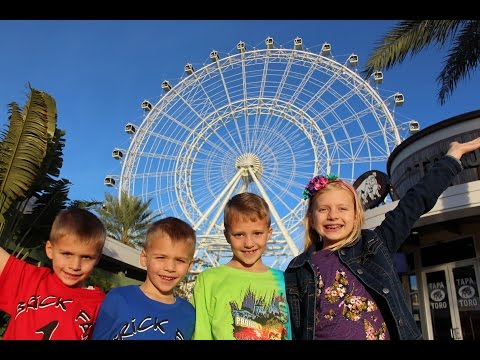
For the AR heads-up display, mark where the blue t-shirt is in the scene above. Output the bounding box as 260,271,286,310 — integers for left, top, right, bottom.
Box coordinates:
92,285,195,340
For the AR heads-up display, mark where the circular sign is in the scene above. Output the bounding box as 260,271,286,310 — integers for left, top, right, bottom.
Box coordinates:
353,170,390,209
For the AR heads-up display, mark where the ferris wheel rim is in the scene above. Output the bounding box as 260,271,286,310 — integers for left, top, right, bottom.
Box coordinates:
115,38,403,268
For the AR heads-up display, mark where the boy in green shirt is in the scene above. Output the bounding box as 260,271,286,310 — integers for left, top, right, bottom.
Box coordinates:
191,192,292,340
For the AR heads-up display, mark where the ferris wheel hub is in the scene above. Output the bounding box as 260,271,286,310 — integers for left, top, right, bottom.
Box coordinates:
235,153,263,180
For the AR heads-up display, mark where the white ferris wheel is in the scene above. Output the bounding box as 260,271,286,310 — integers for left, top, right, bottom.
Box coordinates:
106,36,407,273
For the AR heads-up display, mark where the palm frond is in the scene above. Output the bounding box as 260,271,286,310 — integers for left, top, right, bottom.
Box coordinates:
437,20,480,104
39,88,57,140
0,87,57,228
30,128,66,196
362,20,464,78
15,178,71,249
69,199,103,210
96,191,160,247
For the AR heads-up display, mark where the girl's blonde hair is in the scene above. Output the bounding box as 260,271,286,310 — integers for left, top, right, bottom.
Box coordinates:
303,180,364,252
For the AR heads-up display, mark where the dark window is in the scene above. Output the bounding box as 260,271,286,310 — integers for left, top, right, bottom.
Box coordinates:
421,237,475,267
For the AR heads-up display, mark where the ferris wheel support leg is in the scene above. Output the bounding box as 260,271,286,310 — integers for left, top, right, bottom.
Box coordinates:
193,169,243,230
193,169,243,260
203,173,242,236
247,167,299,256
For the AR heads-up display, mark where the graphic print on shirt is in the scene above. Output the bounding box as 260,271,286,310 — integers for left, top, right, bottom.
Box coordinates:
229,287,289,340
15,294,94,340
111,316,185,340
314,267,388,340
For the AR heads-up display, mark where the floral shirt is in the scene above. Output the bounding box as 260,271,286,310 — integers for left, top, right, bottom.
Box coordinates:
312,249,389,340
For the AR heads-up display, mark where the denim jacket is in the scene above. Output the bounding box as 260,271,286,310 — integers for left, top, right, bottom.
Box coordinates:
285,155,462,340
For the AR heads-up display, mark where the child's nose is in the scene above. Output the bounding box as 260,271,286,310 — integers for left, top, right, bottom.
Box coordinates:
69,257,82,270
164,259,176,271
328,209,339,219
242,235,253,246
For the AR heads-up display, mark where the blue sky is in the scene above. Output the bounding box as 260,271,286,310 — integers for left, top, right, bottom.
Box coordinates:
1,19,479,205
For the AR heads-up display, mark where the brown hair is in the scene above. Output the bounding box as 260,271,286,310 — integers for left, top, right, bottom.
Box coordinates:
50,208,106,251
144,217,196,257
224,192,271,232
304,180,364,252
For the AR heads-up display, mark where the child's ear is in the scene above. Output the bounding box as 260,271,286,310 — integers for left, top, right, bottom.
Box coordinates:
45,240,53,260
140,250,147,267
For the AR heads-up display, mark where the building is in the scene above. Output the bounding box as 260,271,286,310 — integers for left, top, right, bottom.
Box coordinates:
100,236,145,281
364,109,480,340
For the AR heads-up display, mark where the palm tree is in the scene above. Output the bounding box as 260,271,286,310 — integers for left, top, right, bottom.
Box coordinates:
68,199,102,210
1,128,73,251
0,84,63,252
363,20,480,105
96,191,160,248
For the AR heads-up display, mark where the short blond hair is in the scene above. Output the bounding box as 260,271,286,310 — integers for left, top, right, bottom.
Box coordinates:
50,208,106,252
224,192,271,232
144,217,196,258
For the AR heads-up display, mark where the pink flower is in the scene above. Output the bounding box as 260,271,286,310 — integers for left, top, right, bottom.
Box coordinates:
303,173,339,200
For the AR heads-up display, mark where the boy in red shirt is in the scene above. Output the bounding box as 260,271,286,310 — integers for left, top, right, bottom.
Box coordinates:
0,208,106,340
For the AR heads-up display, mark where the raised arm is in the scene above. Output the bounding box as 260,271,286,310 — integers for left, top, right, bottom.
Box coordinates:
376,136,480,253
446,137,480,160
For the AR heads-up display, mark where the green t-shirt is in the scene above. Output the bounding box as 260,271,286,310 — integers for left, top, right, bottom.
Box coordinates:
191,264,292,340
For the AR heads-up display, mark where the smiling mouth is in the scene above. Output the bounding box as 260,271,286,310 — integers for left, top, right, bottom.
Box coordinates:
325,225,342,230
159,275,176,281
64,271,80,277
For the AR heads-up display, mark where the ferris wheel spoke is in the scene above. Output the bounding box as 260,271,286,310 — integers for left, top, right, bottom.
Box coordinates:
301,66,345,113
248,167,299,256
213,65,249,154
272,56,295,103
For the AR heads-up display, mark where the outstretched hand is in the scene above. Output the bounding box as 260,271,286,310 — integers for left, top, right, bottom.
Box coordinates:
446,137,480,160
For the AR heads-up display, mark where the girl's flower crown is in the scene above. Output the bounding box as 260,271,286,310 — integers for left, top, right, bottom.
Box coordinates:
303,174,355,200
